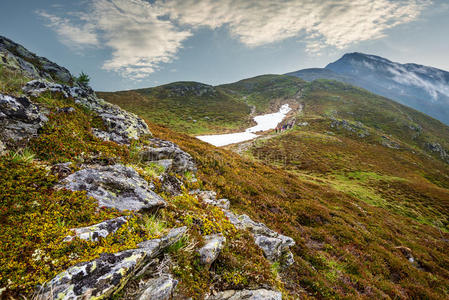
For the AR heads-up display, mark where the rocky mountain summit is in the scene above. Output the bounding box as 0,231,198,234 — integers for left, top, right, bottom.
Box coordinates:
287,52,449,125
0,36,294,299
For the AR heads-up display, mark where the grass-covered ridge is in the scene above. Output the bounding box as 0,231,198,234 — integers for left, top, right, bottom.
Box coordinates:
99,81,252,135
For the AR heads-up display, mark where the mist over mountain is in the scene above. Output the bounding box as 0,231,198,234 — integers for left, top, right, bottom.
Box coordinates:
287,53,449,125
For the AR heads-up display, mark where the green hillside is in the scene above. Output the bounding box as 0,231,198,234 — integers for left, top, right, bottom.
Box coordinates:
99,81,252,134
105,75,449,298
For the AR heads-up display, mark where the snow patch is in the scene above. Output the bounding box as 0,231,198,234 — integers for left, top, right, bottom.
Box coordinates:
197,104,291,147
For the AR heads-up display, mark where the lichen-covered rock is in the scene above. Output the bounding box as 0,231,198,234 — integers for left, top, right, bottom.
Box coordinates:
0,93,48,146
0,140,5,155
225,212,295,266
138,226,187,251
64,216,128,242
137,274,178,300
207,289,282,300
60,164,166,211
140,138,197,174
0,35,72,83
22,80,151,144
426,142,449,163
50,162,73,178
194,190,230,210
37,227,186,300
198,234,226,265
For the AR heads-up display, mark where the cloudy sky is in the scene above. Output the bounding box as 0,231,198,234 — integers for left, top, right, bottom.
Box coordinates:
1,0,448,91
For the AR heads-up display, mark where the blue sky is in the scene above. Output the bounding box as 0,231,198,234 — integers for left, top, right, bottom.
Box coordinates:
1,0,448,91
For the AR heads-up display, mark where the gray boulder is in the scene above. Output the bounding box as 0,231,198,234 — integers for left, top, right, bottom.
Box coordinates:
140,138,197,174
426,142,449,163
198,234,226,265
137,274,178,300
225,213,295,267
22,80,151,144
0,93,48,146
208,289,282,300
37,227,186,300
194,190,230,210
0,35,72,83
64,216,128,242
60,164,166,212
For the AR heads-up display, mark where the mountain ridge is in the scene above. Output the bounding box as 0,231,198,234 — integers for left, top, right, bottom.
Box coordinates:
287,52,449,125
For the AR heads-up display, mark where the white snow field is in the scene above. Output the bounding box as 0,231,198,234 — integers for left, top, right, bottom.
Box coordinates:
197,104,291,147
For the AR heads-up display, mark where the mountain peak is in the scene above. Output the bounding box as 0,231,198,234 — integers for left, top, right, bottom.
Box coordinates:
287,52,449,125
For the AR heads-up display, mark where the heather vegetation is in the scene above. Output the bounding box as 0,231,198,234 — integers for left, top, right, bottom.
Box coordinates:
150,122,449,299
2,35,449,299
111,74,449,298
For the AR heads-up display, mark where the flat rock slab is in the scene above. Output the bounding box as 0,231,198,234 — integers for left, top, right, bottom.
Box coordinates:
140,138,197,174
64,216,128,242
208,289,282,300
137,274,178,300
38,227,186,300
198,234,226,265
60,164,166,212
224,212,295,267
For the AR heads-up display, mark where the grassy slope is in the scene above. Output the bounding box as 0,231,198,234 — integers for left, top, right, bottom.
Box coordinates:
106,75,449,298
99,81,252,135
150,122,449,299
0,70,281,299
218,74,306,113
99,75,307,134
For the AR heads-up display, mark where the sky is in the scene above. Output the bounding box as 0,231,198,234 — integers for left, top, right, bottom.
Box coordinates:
1,0,448,91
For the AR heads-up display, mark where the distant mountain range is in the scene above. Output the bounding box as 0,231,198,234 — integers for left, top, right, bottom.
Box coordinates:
286,53,449,125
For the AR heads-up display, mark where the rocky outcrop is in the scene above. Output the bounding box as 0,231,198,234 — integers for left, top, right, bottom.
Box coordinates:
137,274,178,300
193,188,295,267
198,234,226,265
60,164,166,211
426,142,449,163
330,118,369,138
22,80,151,144
207,289,282,300
37,227,186,300
161,173,184,196
0,35,72,83
63,216,128,242
140,138,197,174
194,190,230,210
228,213,295,267
381,136,401,149
0,93,48,147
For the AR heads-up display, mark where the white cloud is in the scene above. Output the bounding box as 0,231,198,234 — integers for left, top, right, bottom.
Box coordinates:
38,0,431,78
37,10,99,48
160,0,431,52
38,0,191,79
